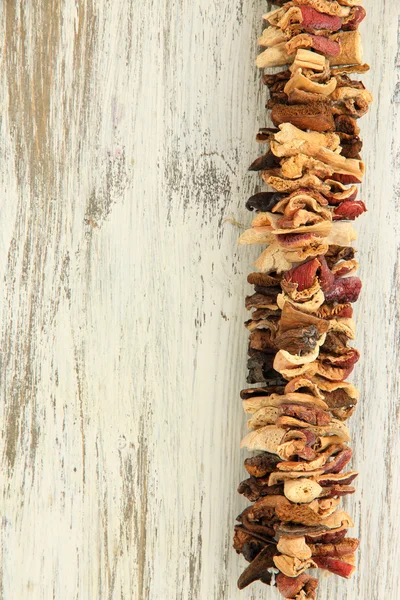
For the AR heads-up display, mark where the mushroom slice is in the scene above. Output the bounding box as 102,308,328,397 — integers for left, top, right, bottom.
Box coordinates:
325,222,357,246
284,68,337,96
256,43,292,68
258,26,287,47
254,242,294,274
238,226,274,245
277,536,312,560
284,376,325,399
267,213,333,237
264,6,303,28
284,478,323,504
277,289,325,314
273,555,317,578
244,452,281,478
269,470,324,486
274,417,351,442
262,171,332,195
247,406,280,429
237,545,278,590
243,392,329,415
274,123,341,151
241,425,286,455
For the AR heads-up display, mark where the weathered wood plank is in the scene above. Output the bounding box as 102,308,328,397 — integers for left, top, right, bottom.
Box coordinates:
0,1,397,599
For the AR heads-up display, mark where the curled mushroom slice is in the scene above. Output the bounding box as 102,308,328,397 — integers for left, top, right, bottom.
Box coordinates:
284,376,324,399
285,69,337,97
284,478,323,504
273,555,318,578
277,290,325,314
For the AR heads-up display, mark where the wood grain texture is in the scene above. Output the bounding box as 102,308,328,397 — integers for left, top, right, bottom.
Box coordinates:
0,1,398,599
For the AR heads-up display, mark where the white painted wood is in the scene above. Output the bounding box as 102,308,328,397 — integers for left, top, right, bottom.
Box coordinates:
0,1,397,598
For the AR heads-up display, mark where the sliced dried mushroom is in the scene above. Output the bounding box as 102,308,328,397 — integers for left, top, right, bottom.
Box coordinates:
244,452,281,478
277,536,312,559
241,425,286,456
237,544,278,589
284,478,323,504
308,537,359,557
238,476,283,502
276,572,319,600
273,554,317,578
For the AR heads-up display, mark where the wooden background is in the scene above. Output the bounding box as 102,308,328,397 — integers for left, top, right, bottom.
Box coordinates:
0,1,398,598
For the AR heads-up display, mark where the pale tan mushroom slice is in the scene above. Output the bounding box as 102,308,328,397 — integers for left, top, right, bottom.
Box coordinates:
277,289,325,314
240,425,286,455
238,226,274,245
274,359,319,380
281,154,335,180
311,378,359,400
274,343,326,370
273,555,317,578
283,242,329,265
325,222,357,246
253,243,294,274
318,509,354,530
310,497,341,518
274,123,341,152
284,478,323,504
285,68,337,96
256,43,292,68
277,536,312,560
258,26,287,48
247,406,280,429
267,213,333,237
284,377,325,399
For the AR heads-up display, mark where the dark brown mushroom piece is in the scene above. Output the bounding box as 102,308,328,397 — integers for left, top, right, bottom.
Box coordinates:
237,545,278,590
244,452,281,478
